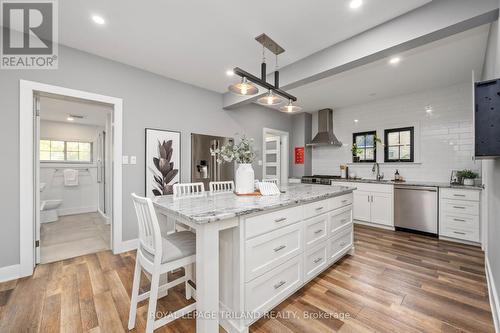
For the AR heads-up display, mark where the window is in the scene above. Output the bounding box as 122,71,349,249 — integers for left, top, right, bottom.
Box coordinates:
40,140,92,162
384,127,414,162
352,131,376,162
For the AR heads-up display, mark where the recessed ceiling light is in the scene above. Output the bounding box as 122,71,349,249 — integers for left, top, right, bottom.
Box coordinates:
389,57,401,65
67,116,74,121
354,119,359,123
349,0,363,9
92,15,105,25
226,70,234,76
425,106,433,113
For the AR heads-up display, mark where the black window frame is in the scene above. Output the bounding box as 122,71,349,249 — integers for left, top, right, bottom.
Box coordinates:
352,131,377,163
384,127,414,162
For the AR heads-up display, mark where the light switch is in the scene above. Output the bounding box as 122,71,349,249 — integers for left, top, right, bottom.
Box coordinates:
258,160,263,166
122,155,129,164
130,156,137,165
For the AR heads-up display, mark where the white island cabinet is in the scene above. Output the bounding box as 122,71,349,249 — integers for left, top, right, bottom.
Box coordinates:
153,183,354,333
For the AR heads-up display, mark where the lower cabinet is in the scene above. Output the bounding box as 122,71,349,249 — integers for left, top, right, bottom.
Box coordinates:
335,182,394,228
439,188,480,243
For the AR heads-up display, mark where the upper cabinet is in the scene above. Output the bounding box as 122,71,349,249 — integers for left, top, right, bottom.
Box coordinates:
475,79,500,158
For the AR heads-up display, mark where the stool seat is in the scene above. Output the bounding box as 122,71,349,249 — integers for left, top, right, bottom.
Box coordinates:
142,231,195,264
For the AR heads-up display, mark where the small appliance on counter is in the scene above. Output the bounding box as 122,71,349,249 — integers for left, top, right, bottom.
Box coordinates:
450,170,460,185
340,165,349,179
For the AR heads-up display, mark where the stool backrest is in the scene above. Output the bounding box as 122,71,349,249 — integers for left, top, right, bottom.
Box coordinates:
131,193,162,262
173,182,205,197
209,180,234,193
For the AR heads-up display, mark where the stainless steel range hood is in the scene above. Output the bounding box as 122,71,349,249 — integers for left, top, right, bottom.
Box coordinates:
307,108,342,147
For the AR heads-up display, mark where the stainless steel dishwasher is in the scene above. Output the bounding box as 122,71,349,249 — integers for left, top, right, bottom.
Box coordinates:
394,185,438,235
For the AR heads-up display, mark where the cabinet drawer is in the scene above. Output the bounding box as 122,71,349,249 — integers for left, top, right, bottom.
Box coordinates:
441,225,479,242
245,206,303,239
329,206,352,235
245,223,303,282
441,199,479,216
441,188,480,202
304,214,328,249
330,193,353,211
304,241,328,282
441,213,479,232
327,227,353,263
245,256,303,314
303,199,330,219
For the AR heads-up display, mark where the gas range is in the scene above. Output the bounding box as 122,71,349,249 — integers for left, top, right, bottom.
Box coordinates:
301,175,342,185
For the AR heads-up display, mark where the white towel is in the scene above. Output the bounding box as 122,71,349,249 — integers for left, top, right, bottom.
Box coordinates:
63,169,79,186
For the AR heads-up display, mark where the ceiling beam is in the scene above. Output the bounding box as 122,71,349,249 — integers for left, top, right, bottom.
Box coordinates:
223,0,499,110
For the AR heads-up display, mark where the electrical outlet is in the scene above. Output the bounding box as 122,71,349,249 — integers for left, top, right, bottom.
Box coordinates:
130,156,137,165
122,155,129,164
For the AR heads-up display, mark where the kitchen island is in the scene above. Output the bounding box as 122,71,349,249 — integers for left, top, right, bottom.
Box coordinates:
153,183,355,333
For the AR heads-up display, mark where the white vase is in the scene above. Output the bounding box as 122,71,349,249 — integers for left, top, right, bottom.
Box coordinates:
235,163,255,194
463,178,474,186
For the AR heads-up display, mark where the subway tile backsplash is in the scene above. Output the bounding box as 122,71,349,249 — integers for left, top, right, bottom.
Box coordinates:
311,82,481,182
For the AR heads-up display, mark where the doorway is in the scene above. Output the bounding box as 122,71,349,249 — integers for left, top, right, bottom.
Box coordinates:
262,128,289,185
36,93,113,263
19,80,123,277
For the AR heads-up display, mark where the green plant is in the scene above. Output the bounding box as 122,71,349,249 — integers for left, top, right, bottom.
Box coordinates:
211,135,256,164
351,143,362,156
457,169,478,179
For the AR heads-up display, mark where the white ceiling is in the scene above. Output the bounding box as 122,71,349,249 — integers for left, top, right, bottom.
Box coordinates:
58,0,432,93
40,95,112,125
286,24,490,113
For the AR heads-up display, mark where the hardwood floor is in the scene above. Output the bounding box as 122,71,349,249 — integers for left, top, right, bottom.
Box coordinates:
0,224,494,332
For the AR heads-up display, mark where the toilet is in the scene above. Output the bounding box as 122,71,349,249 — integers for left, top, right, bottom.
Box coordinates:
39,183,63,223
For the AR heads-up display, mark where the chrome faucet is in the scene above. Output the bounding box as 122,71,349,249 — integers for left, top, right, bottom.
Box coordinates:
372,162,383,180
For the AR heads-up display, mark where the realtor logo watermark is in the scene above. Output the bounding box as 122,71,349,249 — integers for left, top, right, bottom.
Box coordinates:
1,0,58,69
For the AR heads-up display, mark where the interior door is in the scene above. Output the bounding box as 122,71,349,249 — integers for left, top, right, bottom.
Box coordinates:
34,94,41,264
353,190,371,222
370,192,392,226
263,135,281,183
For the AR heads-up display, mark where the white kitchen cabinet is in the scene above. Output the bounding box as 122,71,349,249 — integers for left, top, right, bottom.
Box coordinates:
333,181,394,228
353,190,371,221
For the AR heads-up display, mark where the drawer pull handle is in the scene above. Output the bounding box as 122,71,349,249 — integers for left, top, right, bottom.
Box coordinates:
453,206,466,209
453,218,466,222
340,241,347,247
453,231,466,235
313,257,323,264
274,280,286,289
453,194,466,197
341,200,348,204
273,245,286,252
274,217,287,223
340,218,349,224
315,207,324,211
314,229,323,234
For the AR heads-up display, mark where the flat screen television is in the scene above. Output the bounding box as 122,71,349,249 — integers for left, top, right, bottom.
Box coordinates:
475,78,500,158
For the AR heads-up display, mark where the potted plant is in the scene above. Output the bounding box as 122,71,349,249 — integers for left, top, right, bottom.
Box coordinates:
211,135,256,194
457,169,478,186
351,143,361,162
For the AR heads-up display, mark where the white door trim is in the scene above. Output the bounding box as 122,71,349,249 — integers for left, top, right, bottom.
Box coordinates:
19,80,123,278
262,128,289,184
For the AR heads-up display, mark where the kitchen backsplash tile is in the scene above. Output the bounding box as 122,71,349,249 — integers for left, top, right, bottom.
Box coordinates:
311,82,481,182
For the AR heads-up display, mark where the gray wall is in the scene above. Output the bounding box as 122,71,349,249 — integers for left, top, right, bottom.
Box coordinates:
481,18,500,317
0,43,292,268
290,113,312,178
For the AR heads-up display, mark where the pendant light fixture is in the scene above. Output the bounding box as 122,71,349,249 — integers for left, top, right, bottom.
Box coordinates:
228,77,258,96
228,34,301,111
279,99,302,113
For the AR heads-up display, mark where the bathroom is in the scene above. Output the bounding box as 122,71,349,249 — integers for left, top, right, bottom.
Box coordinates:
37,94,113,263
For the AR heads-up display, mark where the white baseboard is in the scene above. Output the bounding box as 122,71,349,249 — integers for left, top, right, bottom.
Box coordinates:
486,257,500,333
114,238,138,254
58,206,97,216
97,208,111,224
0,264,21,283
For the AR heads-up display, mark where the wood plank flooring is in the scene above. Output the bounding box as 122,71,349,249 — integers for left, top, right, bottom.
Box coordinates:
0,224,494,332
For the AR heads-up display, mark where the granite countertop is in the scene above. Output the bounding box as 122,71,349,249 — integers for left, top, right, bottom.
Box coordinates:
330,178,484,190
153,183,355,224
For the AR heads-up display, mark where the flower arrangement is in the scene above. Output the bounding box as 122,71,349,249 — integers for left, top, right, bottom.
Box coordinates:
211,135,256,164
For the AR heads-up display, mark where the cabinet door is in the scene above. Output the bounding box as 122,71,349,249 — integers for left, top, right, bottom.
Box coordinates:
370,192,393,226
353,190,371,222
